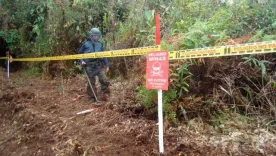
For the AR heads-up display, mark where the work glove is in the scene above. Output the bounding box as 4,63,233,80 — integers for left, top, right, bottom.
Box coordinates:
106,67,109,73
81,61,87,67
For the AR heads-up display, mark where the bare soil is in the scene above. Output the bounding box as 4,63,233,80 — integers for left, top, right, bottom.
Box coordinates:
0,68,275,156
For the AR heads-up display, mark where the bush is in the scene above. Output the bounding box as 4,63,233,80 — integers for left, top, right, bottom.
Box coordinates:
136,85,157,109
136,85,179,123
23,67,41,77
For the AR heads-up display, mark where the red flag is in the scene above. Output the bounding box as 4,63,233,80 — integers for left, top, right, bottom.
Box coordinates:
155,14,161,45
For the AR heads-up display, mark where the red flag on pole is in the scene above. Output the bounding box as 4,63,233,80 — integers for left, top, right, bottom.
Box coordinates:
155,13,161,45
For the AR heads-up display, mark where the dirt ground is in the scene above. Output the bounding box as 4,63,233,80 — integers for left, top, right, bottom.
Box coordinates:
0,68,275,156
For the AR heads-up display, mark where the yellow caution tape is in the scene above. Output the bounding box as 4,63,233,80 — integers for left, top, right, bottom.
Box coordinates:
0,41,275,62
169,40,276,60
0,57,8,60
6,45,160,62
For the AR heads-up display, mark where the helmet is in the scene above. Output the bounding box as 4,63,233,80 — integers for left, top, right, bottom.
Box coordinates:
89,28,101,36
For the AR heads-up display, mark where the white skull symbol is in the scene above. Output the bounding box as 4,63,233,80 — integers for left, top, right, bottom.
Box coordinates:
152,62,161,72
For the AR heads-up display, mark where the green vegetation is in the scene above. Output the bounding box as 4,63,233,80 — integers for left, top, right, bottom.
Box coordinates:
1,0,275,130
23,67,41,77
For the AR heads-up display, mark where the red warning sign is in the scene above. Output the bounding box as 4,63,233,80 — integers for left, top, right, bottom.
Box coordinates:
146,51,169,90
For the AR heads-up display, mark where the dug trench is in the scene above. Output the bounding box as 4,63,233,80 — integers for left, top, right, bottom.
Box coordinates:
0,68,275,156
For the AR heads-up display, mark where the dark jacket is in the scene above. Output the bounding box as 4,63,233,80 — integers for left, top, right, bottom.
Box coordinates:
78,38,110,67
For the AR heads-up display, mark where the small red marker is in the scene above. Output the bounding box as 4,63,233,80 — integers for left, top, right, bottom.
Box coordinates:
208,34,212,38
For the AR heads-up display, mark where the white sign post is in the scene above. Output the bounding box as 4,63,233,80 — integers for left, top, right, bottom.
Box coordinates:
158,90,164,153
7,52,10,79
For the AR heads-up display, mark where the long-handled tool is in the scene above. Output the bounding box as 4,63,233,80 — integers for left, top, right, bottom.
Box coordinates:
83,68,103,106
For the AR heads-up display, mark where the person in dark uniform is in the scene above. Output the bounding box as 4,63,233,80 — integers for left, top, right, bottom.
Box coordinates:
78,28,110,104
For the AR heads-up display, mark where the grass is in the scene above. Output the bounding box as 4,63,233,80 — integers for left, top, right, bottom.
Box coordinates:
23,67,41,77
